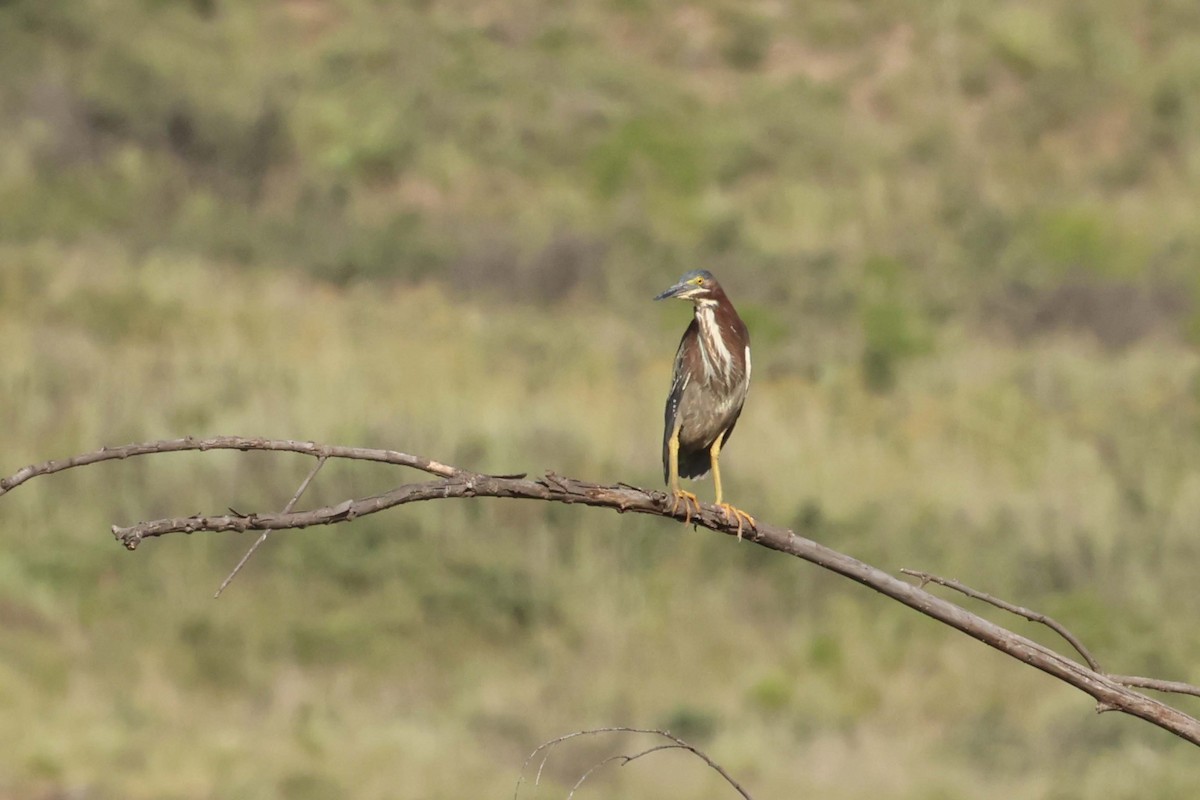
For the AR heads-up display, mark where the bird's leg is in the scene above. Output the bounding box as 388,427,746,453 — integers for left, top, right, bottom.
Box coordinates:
667,426,701,524
710,435,755,540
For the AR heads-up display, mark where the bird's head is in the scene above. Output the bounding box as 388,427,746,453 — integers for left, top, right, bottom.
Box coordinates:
653,270,720,304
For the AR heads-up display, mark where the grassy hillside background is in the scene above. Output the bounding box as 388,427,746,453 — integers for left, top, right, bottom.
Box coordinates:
4,0,1200,797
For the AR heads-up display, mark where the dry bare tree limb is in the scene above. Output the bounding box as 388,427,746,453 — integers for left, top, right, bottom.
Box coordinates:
898,568,1102,671
213,455,328,598
107,474,656,547
515,727,752,800
4,438,1200,747
0,436,464,497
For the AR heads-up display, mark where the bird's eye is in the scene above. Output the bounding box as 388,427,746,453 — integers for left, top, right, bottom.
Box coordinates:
691,276,702,285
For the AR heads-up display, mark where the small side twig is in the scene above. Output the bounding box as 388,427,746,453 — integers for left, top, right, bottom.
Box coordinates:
901,569,1200,699
214,455,327,598
567,744,689,799
1109,676,1200,699
515,727,752,800
900,568,1102,671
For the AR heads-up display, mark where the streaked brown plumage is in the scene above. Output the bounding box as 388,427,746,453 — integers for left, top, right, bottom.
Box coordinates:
654,270,755,536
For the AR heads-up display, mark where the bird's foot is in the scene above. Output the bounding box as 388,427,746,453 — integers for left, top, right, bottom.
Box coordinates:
716,503,756,540
669,490,702,525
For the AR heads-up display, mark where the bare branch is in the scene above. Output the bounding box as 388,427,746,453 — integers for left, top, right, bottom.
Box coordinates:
107,474,661,549
213,455,328,598
899,568,1102,671
5,438,1200,748
516,727,752,800
0,436,463,497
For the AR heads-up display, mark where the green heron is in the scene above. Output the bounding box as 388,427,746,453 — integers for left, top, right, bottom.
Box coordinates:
655,269,755,536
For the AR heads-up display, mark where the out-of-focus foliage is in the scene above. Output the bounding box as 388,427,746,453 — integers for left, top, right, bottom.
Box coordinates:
5,1,1200,327
4,1,1200,798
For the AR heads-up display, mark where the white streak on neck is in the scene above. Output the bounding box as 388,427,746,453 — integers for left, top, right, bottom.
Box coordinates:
695,302,733,382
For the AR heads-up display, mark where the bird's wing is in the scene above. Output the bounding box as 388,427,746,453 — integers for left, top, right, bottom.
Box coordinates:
715,337,751,453
661,322,696,484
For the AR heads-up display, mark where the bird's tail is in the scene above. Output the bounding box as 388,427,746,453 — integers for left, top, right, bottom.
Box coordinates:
676,446,712,480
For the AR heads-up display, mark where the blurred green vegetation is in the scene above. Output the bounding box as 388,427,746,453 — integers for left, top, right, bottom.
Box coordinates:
4,0,1200,798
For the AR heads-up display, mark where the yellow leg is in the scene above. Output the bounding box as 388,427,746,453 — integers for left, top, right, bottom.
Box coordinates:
710,434,755,540
667,424,700,524
710,433,725,507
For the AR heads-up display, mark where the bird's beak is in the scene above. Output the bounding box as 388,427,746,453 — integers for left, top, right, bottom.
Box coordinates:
654,281,692,301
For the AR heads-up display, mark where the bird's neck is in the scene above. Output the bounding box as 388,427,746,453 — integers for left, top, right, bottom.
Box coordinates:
693,299,739,383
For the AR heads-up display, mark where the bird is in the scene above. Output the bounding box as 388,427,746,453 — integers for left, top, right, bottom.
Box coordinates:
654,269,755,537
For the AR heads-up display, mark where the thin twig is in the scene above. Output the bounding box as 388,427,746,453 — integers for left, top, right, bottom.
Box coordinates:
213,456,327,598
899,568,1102,671
515,727,752,800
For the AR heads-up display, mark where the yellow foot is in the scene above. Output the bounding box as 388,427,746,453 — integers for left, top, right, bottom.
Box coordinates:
669,490,702,525
716,503,756,540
